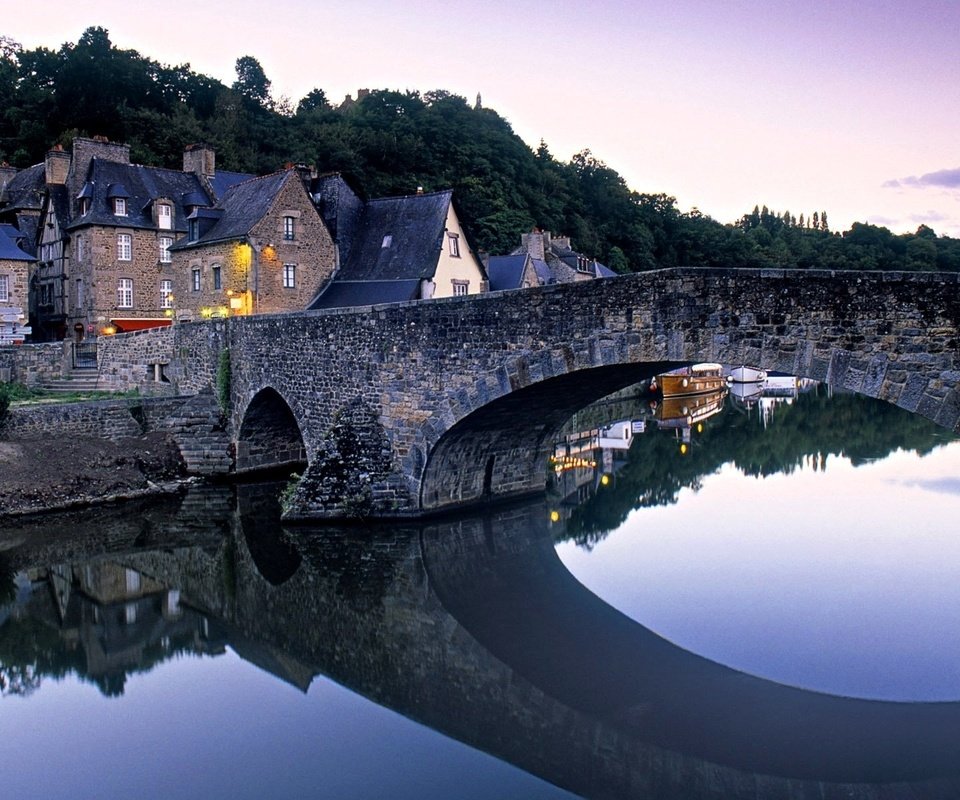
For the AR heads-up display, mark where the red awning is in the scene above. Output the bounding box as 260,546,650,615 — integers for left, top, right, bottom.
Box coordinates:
111,318,172,333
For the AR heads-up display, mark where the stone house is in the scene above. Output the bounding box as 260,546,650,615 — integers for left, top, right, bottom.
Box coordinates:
511,230,615,284
169,168,337,319
309,180,487,309
6,138,251,340
0,223,33,341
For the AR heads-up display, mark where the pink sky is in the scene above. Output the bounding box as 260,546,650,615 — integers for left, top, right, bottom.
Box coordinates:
7,0,960,235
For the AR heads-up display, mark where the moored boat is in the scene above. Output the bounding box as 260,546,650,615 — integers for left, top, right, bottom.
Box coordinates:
657,363,726,396
726,365,767,383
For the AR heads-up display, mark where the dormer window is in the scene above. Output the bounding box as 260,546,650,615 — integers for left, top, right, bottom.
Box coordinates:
78,197,90,215
381,235,393,249
189,219,199,242
114,198,127,216
158,203,173,230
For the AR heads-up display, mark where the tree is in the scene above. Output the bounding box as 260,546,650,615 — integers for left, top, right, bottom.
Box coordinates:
233,55,271,108
296,87,328,115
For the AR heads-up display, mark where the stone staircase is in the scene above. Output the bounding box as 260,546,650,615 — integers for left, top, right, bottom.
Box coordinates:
37,367,104,394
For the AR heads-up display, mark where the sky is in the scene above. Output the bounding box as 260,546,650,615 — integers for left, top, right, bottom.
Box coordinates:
6,0,960,236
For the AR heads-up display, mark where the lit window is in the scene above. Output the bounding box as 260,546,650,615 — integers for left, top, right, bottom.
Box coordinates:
117,278,133,308
0,275,9,302
447,233,460,257
117,234,132,261
283,263,296,288
158,203,173,230
452,280,469,296
159,236,173,264
114,198,127,216
283,216,295,240
160,279,173,309
212,265,222,290
191,268,201,292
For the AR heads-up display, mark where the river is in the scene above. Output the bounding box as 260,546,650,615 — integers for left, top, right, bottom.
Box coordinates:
1,382,959,799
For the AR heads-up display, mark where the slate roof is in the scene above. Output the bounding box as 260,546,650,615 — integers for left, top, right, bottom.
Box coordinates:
171,170,292,250
0,164,45,211
531,257,553,284
486,254,529,291
0,224,35,261
335,190,452,281
595,262,617,278
70,159,215,233
209,170,254,200
309,279,421,310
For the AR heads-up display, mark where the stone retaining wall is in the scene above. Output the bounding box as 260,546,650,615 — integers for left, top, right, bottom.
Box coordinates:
0,342,69,385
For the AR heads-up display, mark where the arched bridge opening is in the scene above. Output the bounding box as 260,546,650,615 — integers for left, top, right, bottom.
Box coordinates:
236,388,307,475
420,362,681,512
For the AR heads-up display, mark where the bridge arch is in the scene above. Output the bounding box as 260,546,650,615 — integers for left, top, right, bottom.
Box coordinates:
236,387,307,474
416,333,682,511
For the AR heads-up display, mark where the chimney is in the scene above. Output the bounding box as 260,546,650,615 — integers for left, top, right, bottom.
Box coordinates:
183,143,216,178
45,146,71,185
0,163,17,192
520,230,546,261
293,163,317,192
68,136,131,199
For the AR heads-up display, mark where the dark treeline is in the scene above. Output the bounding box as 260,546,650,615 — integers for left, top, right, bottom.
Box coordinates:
3,28,959,271
560,387,955,546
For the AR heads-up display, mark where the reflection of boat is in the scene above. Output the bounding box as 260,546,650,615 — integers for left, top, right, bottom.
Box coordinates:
728,381,764,405
655,388,727,429
726,365,767,383
657,363,726,396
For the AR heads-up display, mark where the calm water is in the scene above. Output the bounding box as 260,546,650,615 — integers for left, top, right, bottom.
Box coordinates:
2,384,960,799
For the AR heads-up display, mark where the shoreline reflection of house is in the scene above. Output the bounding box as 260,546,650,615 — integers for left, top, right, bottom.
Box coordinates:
550,420,634,515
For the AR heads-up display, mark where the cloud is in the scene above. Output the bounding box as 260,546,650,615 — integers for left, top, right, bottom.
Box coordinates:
895,477,960,496
883,167,960,190
909,210,950,223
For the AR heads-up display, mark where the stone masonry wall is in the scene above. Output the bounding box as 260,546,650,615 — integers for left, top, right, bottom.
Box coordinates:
0,341,69,385
1,396,189,440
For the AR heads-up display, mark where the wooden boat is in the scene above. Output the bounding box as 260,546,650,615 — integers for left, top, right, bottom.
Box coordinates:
657,363,726,396
726,365,767,383
655,388,727,429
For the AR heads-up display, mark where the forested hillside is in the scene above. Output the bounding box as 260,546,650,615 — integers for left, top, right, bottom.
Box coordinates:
3,27,958,272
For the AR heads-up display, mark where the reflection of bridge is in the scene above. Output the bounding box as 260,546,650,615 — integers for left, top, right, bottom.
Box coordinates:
6,488,960,798
133,267,960,518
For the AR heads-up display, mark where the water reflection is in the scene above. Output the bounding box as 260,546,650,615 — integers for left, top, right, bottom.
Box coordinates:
1,401,960,800
551,381,954,545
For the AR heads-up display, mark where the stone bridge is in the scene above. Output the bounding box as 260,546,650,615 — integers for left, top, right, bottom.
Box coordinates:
121,267,960,518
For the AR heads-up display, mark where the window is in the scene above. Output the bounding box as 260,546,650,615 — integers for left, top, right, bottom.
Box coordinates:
283,216,295,240
452,280,469,296
381,235,392,249
117,278,133,308
78,197,90,215
191,268,201,292
160,279,173,309
117,233,132,261
159,236,173,264
114,198,127,216
75,235,85,262
0,275,8,302
283,263,296,288
448,233,460,257
158,203,173,230
189,219,199,241
212,265,222,290
76,278,84,309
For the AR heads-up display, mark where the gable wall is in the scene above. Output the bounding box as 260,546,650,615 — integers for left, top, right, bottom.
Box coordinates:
432,206,487,297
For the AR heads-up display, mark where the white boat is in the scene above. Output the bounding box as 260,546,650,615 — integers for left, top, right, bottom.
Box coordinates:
726,365,767,383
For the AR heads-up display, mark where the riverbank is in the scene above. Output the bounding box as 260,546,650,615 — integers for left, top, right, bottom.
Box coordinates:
0,430,187,518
